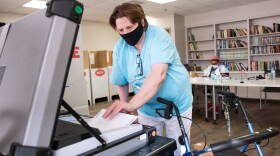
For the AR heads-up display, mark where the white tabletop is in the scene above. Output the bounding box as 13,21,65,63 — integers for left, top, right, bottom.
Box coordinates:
190,77,280,87
190,77,280,123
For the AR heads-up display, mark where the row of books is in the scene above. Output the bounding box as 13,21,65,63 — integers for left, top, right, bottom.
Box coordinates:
188,43,199,51
250,60,280,71
219,51,248,59
217,28,247,38
250,25,274,35
221,62,247,71
217,40,247,49
189,52,201,59
251,36,280,45
250,23,280,35
250,45,280,54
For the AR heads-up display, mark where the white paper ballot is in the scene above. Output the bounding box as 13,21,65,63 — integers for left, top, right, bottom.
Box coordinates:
87,109,138,132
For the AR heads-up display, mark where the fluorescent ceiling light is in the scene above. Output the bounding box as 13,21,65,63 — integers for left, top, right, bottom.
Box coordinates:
146,0,176,4
23,0,47,9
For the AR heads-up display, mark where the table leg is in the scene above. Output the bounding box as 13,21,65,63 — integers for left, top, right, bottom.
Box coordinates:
221,86,224,114
259,87,262,110
205,85,209,122
213,85,217,124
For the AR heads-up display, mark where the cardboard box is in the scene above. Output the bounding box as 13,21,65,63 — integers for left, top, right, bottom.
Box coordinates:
87,50,113,68
107,51,113,67
96,50,108,68
83,50,90,69
89,51,98,69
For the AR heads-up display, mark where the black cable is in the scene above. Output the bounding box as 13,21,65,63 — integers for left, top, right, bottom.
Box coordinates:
245,109,264,128
244,138,270,153
180,116,207,150
228,97,263,129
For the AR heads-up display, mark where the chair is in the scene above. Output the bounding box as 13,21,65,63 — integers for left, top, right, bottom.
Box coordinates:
259,70,280,110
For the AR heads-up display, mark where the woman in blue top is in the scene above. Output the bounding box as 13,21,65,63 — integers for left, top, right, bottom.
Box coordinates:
102,3,193,155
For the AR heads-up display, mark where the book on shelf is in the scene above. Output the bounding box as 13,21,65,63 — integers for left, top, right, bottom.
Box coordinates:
216,28,247,38
190,52,200,59
240,41,248,47
250,25,274,35
190,66,202,71
252,36,280,45
188,33,195,41
189,43,199,51
250,45,280,54
273,23,280,32
219,51,247,59
222,61,247,71
217,40,247,49
250,60,280,71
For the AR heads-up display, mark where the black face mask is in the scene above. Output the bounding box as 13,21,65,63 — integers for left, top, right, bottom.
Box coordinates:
120,23,144,46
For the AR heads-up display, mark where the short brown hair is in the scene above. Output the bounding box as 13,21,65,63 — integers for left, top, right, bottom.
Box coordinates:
109,3,149,31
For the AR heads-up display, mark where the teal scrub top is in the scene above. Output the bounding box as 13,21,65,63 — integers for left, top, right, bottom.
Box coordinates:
111,25,193,117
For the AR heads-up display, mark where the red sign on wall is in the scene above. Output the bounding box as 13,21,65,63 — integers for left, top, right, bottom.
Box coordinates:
95,69,105,76
72,46,80,58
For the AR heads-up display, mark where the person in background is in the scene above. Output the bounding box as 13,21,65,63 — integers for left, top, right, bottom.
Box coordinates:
102,3,193,156
203,56,229,77
202,56,229,113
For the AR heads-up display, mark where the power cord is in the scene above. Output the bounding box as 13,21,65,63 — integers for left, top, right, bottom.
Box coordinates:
180,116,208,150
243,108,270,153
244,138,270,153
245,109,263,128
235,98,270,153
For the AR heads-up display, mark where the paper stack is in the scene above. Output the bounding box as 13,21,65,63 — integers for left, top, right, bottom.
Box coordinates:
87,109,138,132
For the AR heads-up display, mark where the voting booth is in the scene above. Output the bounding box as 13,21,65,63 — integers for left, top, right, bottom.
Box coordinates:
0,0,84,154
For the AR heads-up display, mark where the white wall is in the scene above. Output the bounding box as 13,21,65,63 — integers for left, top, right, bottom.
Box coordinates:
149,14,187,63
81,21,119,51
185,0,280,27
0,11,120,51
0,12,24,23
148,14,175,41
174,14,186,63
0,11,185,64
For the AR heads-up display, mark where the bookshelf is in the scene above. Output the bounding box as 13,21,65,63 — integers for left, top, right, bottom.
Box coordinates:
215,20,248,71
186,24,214,70
249,15,280,71
186,15,280,72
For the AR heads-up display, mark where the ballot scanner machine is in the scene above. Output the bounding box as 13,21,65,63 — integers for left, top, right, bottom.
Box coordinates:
0,0,176,155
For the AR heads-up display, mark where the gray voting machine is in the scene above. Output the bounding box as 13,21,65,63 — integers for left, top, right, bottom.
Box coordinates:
0,0,84,155
0,0,175,156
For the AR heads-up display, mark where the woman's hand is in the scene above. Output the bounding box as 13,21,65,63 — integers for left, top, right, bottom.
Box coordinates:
102,100,136,119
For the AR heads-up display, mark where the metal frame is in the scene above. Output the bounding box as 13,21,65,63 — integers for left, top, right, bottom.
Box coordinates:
0,1,82,154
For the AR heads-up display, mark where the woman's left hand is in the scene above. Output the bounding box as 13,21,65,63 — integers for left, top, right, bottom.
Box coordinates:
102,100,136,119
